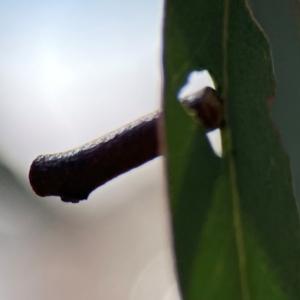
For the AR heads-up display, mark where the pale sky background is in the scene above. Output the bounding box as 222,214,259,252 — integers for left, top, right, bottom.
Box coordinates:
0,1,216,300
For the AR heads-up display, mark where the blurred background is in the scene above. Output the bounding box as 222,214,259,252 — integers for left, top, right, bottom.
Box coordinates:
0,1,217,299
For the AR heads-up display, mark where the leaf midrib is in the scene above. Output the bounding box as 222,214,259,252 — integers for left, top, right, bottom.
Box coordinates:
222,1,250,299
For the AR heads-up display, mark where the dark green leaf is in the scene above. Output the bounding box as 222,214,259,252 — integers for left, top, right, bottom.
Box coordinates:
248,0,300,203
163,0,300,299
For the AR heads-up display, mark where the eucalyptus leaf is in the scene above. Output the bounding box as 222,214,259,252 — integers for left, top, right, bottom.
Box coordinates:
162,0,300,299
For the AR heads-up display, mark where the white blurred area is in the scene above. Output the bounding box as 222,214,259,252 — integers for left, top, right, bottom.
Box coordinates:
0,1,216,300
178,71,222,157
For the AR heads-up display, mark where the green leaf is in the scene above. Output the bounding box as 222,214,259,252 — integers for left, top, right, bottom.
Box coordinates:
162,0,300,299
248,0,300,204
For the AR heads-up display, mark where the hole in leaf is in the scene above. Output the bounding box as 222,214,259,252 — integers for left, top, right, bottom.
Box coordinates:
178,70,215,98
178,70,222,157
207,129,222,157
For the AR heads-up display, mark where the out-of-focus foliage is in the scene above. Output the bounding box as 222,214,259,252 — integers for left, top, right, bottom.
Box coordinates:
248,0,300,203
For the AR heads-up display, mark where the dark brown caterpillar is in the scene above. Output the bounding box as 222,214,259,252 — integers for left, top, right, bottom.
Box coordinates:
29,87,223,203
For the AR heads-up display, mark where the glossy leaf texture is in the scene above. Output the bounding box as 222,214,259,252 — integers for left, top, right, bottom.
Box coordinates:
162,0,300,299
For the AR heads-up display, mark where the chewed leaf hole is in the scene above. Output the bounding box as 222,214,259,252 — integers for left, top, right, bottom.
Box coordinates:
207,129,222,157
178,70,222,157
178,70,215,98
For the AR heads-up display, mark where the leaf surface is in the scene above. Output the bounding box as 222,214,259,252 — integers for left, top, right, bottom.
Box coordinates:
162,0,300,299
248,0,300,203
